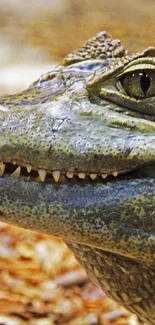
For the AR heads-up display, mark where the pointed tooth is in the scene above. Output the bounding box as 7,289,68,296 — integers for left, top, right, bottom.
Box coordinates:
13,160,16,165
11,166,21,179
0,163,5,176
90,173,97,180
38,169,47,182
113,171,118,177
39,169,47,182
66,171,74,179
102,174,107,179
27,164,32,173
78,172,86,179
53,170,60,182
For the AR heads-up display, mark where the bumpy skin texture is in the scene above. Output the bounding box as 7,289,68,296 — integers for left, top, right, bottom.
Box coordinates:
1,32,155,323
69,243,155,325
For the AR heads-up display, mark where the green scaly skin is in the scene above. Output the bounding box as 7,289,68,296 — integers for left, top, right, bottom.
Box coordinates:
1,31,155,323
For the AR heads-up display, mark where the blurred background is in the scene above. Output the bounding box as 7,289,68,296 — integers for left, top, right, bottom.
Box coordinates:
0,0,154,324
0,0,155,93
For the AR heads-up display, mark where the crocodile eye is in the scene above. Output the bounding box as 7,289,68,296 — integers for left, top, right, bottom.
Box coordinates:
119,70,155,99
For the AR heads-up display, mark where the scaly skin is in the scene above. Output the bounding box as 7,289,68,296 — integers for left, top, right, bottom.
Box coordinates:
1,31,155,323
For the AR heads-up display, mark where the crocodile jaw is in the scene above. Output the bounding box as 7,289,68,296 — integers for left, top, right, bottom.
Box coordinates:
1,57,155,260
1,91,155,177
0,171,155,263
1,30,155,324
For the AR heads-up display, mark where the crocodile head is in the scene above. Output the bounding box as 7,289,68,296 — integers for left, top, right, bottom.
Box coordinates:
1,31,155,323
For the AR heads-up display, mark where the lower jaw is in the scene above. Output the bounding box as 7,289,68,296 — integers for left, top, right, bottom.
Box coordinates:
0,172,155,265
0,167,154,215
0,161,155,211
0,162,155,202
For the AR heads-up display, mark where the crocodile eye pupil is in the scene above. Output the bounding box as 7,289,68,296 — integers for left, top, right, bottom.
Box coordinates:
119,69,155,99
140,71,150,95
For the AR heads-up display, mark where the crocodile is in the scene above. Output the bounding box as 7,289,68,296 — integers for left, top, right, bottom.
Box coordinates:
1,31,155,323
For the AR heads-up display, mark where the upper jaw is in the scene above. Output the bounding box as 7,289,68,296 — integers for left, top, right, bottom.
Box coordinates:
1,88,155,182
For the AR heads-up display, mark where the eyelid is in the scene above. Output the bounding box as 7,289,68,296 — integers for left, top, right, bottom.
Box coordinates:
117,63,155,80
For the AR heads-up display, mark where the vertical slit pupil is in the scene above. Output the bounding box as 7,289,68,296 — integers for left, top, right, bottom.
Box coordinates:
140,71,150,95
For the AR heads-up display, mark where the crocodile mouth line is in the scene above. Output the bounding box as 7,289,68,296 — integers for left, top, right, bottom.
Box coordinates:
0,161,130,183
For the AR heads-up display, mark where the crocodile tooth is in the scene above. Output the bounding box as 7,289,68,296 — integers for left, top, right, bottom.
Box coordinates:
38,169,47,182
66,171,74,179
13,160,17,165
27,164,32,173
78,172,85,179
113,171,118,177
53,170,60,182
0,163,6,176
11,166,21,179
102,174,107,179
90,173,97,180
